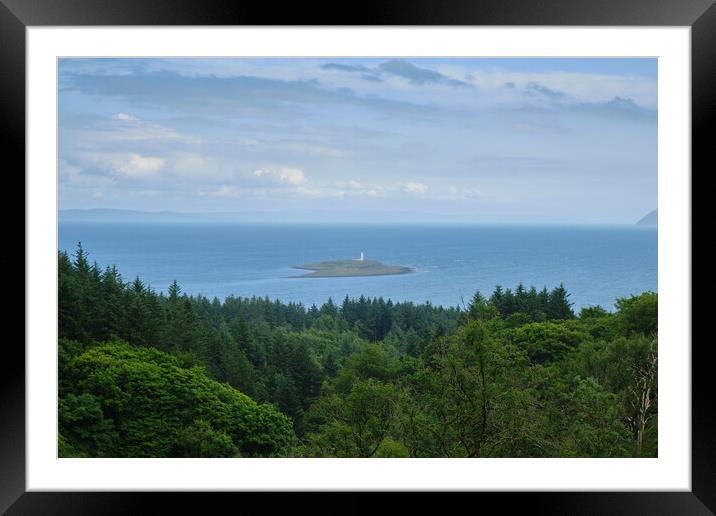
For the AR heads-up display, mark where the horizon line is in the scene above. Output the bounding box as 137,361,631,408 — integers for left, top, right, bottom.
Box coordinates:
59,207,657,226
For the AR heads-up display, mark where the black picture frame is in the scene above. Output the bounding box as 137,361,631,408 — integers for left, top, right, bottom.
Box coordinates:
3,0,710,513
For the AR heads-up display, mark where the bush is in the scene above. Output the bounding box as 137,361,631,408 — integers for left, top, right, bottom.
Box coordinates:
505,321,590,364
616,292,657,336
60,342,295,457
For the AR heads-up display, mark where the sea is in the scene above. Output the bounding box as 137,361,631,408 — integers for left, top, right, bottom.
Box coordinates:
58,223,657,311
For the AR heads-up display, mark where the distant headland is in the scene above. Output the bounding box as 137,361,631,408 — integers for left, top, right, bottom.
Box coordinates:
290,253,414,278
636,209,657,226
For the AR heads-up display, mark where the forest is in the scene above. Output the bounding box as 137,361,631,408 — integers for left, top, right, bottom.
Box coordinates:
58,244,658,458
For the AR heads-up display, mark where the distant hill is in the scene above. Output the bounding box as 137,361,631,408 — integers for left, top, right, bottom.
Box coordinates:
58,208,456,224
636,210,658,226
60,209,201,223
59,208,655,226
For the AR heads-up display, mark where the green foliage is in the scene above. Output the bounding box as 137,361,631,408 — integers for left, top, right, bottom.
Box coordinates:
375,438,410,458
340,342,401,385
60,341,294,457
564,334,658,456
57,245,657,458
616,292,658,336
503,312,533,328
58,432,86,458
489,283,574,321
467,291,500,322
304,379,398,457
171,420,240,458
561,377,632,457
59,393,117,456
580,305,609,319
505,321,590,364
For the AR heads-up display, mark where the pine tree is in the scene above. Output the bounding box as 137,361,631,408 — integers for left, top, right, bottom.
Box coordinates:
490,285,505,314
168,280,181,302
468,291,498,322
547,284,575,320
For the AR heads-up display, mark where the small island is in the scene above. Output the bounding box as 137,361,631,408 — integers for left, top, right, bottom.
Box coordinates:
291,253,414,278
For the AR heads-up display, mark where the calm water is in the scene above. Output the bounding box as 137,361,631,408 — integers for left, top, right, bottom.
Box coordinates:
58,223,657,311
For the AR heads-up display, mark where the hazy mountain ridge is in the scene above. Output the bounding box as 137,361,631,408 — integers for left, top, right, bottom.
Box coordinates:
60,208,652,225
59,208,456,224
636,210,657,226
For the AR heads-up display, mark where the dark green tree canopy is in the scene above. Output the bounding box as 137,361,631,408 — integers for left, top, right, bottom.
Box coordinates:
58,244,657,459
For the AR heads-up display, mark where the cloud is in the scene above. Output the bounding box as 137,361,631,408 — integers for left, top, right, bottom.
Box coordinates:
253,167,307,186
467,69,657,109
323,59,472,88
62,70,438,120
268,141,347,158
378,60,470,87
206,175,387,201
112,112,138,121
294,186,346,199
171,153,211,177
358,189,382,197
332,179,385,198
106,113,201,143
203,182,348,201
402,182,428,194
511,121,567,134
59,159,116,188
321,63,372,73
64,71,346,114
470,154,567,170
446,186,482,199
361,74,382,83
525,81,568,100
112,153,166,177
174,153,207,170
202,167,312,197
569,96,657,121
205,185,243,198
58,58,657,220
64,152,167,181
321,62,383,83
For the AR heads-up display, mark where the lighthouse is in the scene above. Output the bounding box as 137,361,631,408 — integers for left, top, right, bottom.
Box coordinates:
359,251,364,261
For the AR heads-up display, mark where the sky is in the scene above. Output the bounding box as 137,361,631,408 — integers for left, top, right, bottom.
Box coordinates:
58,58,657,224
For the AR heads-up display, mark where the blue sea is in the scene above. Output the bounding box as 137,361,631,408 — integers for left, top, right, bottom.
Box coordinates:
58,223,657,311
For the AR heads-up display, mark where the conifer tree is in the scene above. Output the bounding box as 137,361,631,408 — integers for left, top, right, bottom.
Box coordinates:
548,284,575,320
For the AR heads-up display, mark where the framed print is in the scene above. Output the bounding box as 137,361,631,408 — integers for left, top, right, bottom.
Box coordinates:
4,0,711,513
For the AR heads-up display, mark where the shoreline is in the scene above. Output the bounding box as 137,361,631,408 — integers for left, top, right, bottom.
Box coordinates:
286,268,415,279
288,259,414,278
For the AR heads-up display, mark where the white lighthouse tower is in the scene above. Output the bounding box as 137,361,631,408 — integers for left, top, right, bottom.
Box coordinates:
357,250,364,261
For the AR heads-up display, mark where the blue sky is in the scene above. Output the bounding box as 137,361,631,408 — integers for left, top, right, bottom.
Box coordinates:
59,58,657,223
